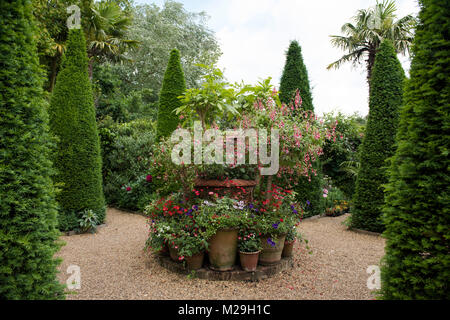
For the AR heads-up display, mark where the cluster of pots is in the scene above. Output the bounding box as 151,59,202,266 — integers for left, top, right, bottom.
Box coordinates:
166,228,295,272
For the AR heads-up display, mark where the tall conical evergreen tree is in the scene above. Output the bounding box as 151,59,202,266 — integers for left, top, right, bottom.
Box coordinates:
0,0,65,299
350,40,405,233
156,49,186,139
279,41,320,215
380,0,450,299
279,40,313,111
49,28,105,230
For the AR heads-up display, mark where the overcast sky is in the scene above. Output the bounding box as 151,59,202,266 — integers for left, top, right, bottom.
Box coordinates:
135,0,420,116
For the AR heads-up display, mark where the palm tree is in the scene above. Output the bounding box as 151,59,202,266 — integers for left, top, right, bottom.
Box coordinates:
85,0,139,79
327,0,416,85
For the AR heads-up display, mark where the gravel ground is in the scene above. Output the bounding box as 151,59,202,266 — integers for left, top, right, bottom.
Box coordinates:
57,208,385,300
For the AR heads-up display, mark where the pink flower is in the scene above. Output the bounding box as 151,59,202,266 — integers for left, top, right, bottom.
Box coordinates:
126,186,132,192
146,174,152,182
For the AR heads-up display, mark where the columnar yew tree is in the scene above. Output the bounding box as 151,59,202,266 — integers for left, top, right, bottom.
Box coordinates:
279,41,320,215
49,28,105,230
350,40,405,233
0,0,64,299
279,40,313,111
380,0,450,299
156,49,186,139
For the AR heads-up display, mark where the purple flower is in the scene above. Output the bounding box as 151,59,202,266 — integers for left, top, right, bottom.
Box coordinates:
293,209,298,214
306,200,311,206
193,205,199,211
272,223,279,229
267,238,276,247
248,203,254,209
186,209,193,216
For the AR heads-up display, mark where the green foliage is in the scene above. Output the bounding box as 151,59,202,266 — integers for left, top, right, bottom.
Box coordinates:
350,40,405,233
49,29,105,230
290,166,324,218
238,232,262,253
380,0,450,299
98,117,156,211
156,49,186,139
279,40,313,111
0,0,65,299
321,112,366,198
78,209,99,234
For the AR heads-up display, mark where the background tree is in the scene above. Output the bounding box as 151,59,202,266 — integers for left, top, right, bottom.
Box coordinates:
0,0,64,299
49,28,105,231
279,40,313,111
327,0,416,85
156,49,186,139
350,40,405,233
380,0,450,299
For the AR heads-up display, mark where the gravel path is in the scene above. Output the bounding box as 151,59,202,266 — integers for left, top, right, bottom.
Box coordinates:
56,208,385,300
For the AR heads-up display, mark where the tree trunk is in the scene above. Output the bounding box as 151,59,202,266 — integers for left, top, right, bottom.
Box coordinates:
48,55,59,92
88,57,94,81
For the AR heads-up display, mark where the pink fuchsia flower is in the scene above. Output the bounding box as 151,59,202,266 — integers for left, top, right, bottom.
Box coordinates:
126,186,132,192
146,174,152,182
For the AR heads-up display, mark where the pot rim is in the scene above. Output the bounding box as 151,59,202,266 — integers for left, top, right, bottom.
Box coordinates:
239,250,261,255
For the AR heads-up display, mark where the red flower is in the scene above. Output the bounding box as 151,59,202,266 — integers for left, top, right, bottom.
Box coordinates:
126,186,132,192
146,175,153,182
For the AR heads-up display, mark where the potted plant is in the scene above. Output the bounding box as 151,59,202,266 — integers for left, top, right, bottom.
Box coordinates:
177,231,209,270
238,232,262,271
283,226,299,258
198,196,243,271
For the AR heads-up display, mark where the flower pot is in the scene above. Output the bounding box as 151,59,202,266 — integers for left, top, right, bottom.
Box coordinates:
208,228,238,271
185,252,205,270
168,244,180,262
282,240,295,258
259,234,286,265
239,251,260,272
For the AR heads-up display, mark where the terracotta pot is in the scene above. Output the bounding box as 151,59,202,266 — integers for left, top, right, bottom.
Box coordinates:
282,240,295,258
185,252,205,270
239,251,260,272
259,234,286,265
168,244,180,262
208,228,238,271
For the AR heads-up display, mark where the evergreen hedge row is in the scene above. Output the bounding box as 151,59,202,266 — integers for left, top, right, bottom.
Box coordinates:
350,40,405,233
156,49,186,139
380,0,450,299
0,0,65,299
49,29,105,231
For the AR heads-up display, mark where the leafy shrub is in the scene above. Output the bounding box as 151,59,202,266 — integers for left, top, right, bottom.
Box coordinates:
351,39,405,233
0,0,64,299
98,117,156,211
49,29,105,230
78,209,99,234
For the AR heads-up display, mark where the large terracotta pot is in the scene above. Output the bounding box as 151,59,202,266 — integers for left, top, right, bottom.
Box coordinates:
194,179,257,203
185,252,205,270
208,228,238,271
282,240,295,258
259,234,286,265
239,251,260,272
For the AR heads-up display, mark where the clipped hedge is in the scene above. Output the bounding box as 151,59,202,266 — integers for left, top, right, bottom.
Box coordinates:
156,49,186,139
49,29,105,231
0,0,64,299
380,0,450,299
279,40,313,111
350,40,405,233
